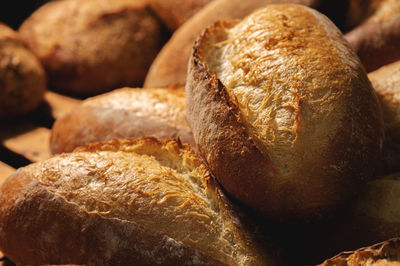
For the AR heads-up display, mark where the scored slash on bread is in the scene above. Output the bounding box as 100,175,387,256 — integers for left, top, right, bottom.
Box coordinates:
186,4,384,222
143,0,321,89
50,87,195,154
0,137,282,265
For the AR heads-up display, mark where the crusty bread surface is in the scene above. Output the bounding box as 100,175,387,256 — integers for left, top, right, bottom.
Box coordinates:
19,0,167,94
0,138,281,265
50,87,195,154
319,238,400,266
0,23,46,119
144,0,320,88
186,4,384,222
368,60,400,175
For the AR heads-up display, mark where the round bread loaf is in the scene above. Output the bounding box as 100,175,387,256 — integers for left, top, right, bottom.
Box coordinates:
149,0,214,31
344,0,400,72
186,4,384,222
50,87,195,154
368,60,400,175
0,138,282,265
143,0,320,89
19,0,167,94
319,238,400,266
0,23,46,119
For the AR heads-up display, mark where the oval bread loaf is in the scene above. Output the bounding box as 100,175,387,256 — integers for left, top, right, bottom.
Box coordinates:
0,23,46,119
144,0,320,88
0,138,283,265
19,0,167,94
50,87,195,154
368,60,400,175
186,4,384,222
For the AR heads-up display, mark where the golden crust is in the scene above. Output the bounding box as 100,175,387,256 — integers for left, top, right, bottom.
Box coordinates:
0,137,282,265
0,23,46,119
186,5,384,222
50,87,195,154
369,60,400,174
19,0,167,94
149,0,214,31
143,0,320,88
320,238,400,266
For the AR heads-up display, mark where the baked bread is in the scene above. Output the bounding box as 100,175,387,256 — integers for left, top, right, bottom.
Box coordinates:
143,0,320,89
149,0,214,31
344,0,400,72
50,87,195,154
368,60,400,175
19,0,167,95
0,23,46,119
186,4,384,222
319,238,400,266
297,172,400,264
0,137,282,265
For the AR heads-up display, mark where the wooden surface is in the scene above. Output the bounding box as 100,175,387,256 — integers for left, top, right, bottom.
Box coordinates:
0,91,81,168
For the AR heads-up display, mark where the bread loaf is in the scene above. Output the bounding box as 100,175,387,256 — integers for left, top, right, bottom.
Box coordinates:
143,0,320,88
344,0,400,72
186,4,384,222
0,23,46,119
319,238,400,266
368,60,400,175
0,137,282,265
149,0,214,31
298,172,400,264
19,0,167,94
50,87,195,154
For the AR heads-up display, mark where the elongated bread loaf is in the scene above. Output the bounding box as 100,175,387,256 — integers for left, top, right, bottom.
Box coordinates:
0,23,46,119
19,0,167,94
186,4,384,222
50,87,195,153
0,138,282,265
319,238,400,266
368,60,400,175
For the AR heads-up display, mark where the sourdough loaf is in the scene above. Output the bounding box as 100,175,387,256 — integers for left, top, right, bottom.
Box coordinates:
368,60,400,175
0,138,282,265
143,0,320,88
50,87,195,154
186,4,384,222
0,23,46,119
19,0,167,94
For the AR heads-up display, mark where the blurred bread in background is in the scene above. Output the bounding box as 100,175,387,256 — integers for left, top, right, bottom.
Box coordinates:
0,23,46,120
149,0,214,31
369,60,400,175
19,0,168,95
